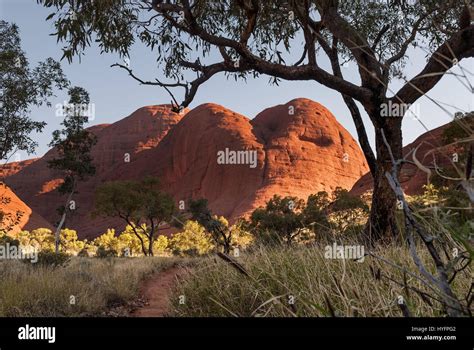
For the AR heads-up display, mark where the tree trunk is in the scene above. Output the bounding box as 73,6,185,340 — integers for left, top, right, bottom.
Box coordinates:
54,189,75,254
223,238,231,254
366,116,403,243
148,235,154,256
54,211,67,254
125,220,148,256
136,233,148,256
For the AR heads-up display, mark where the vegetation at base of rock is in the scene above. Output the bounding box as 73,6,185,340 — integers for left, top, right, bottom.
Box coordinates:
246,188,370,245
93,177,177,256
2,179,470,259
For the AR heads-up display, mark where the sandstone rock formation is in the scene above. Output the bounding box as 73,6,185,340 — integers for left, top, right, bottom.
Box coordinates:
0,159,38,179
4,99,369,238
0,183,53,233
5,105,186,238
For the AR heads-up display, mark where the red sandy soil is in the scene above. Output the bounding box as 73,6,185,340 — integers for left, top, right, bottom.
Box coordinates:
132,266,185,317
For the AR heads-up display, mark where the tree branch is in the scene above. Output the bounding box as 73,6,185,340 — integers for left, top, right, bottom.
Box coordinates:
111,61,239,110
316,4,383,90
153,1,373,104
317,35,377,174
393,25,474,106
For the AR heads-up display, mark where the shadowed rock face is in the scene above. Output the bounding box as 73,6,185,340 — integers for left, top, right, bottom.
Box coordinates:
350,122,457,196
0,159,39,178
4,99,368,239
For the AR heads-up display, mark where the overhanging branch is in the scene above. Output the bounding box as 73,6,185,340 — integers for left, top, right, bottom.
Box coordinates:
393,25,474,106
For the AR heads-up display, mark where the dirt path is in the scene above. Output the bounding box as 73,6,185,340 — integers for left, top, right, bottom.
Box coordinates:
132,266,183,317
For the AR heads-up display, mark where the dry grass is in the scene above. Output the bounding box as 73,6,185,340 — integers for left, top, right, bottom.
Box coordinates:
0,256,181,316
0,240,470,317
170,243,472,317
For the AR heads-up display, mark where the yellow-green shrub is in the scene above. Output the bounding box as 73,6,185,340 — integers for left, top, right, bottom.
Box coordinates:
7,228,84,254
169,220,214,256
93,226,170,257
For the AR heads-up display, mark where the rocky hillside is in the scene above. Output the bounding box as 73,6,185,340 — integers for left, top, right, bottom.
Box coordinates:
4,99,369,238
350,122,462,195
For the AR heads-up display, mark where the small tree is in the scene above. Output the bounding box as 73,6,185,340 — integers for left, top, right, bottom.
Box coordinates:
117,226,147,256
94,177,176,256
48,86,97,253
217,217,254,252
115,225,169,257
189,198,234,254
329,187,369,234
303,191,331,236
249,195,306,246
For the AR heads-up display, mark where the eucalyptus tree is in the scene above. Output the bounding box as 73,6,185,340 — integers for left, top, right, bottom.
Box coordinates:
0,20,68,233
48,87,96,253
0,19,68,162
94,177,176,256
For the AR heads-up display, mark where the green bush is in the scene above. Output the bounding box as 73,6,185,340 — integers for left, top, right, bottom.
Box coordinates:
249,195,306,246
247,189,369,245
0,234,20,248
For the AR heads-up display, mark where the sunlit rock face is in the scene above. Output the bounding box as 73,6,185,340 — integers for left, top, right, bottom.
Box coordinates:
5,99,368,239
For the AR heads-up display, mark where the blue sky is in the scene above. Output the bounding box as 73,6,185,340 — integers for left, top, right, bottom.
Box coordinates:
1,0,473,161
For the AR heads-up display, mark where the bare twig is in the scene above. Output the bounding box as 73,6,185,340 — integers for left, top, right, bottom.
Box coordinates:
380,129,465,316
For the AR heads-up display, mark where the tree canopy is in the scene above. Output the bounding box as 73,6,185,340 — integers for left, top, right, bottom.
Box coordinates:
48,86,97,195
37,0,470,109
48,86,96,253
0,20,68,161
94,177,176,256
